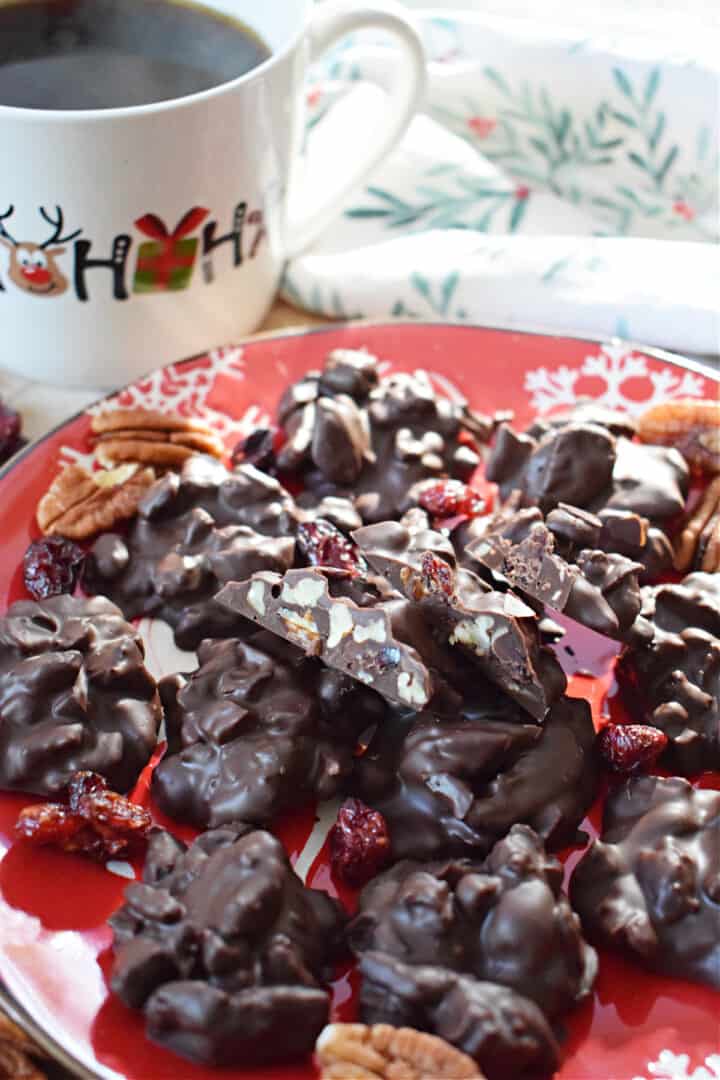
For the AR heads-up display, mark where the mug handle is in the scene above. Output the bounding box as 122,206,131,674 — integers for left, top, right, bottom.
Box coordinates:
285,0,426,257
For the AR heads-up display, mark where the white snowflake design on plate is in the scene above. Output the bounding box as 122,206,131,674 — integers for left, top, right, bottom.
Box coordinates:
632,1051,720,1080
59,345,272,468
525,341,706,415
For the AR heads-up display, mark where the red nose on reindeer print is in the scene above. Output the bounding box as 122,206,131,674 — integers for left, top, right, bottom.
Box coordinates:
132,207,209,294
0,205,81,297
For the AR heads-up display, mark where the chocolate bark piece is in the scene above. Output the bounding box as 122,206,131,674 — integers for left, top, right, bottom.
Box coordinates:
0,595,161,796
110,826,345,1065
357,531,565,721
349,825,596,1020
616,572,720,774
570,775,720,988
217,569,439,710
152,633,386,829
358,953,560,1080
466,502,650,643
486,422,617,512
353,694,599,860
84,458,295,650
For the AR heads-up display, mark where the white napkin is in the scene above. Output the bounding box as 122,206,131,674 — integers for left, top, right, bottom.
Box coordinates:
284,10,720,355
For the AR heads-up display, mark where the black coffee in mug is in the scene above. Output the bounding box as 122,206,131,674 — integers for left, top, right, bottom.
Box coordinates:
0,0,270,110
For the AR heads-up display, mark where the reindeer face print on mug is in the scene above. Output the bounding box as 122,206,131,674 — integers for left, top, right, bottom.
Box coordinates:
0,205,81,297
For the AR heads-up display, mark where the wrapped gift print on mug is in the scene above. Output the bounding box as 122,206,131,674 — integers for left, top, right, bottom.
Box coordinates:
132,207,209,293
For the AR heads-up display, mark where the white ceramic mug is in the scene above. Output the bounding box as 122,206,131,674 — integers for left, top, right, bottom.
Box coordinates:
0,0,425,387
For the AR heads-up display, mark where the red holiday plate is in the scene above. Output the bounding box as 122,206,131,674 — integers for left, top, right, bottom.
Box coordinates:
0,322,718,1080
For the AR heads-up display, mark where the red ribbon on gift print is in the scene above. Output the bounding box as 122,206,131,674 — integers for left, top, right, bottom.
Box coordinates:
134,207,209,287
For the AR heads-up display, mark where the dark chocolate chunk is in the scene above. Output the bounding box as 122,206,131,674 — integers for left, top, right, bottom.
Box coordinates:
486,420,689,527
526,400,637,439
110,825,345,1065
84,456,295,649
217,569,438,710
487,422,616,511
358,952,560,1080
152,633,386,829
616,572,720,774
358,530,566,720
570,775,720,988
594,436,689,523
0,595,161,795
353,695,599,860
279,353,496,523
466,501,650,643
349,825,596,1020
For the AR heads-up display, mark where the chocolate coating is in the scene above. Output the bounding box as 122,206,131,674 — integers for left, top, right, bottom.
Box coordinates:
487,422,616,512
153,633,386,829
570,776,720,988
110,825,345,1065
0,595,161,795
353,520,566,720
280,354,494,523
353,694,599,860
466,502,650,643
84,456,295,649
486,422,688,526
616,572,720,774
349,826,596,1019
358,952,560,1080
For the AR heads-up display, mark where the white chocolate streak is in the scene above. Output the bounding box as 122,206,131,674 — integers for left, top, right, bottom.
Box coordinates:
353,618,386,644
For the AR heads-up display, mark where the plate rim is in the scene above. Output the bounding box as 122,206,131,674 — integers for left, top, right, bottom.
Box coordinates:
0,317,717,1080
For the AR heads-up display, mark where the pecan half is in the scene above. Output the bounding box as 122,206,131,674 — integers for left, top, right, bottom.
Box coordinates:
91,408,224,467
637,398,719,475
316,1023,483,1080
37,462,156,540
0,1015,47,1080
674,475,720,572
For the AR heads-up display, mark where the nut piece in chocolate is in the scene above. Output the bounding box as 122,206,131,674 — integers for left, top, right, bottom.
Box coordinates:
84,455,296,649
153,633,386,829
110,825,346,1065
465,501,651,643
279,352,498,523
353,521,565,720
616,572,720,774
357,954,559,1080
570,775,720,988
348,825,596,1020
0,595,161,796
217,569,438,709
353,694,599,861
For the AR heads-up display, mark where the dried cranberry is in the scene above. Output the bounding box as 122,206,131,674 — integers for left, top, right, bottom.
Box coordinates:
297,519,367,577
231,427,278,473
68,770,108,811
0,399,23,465
419,552,456,598
14,770,151,861
418,479,485,520
597,723,668,773
23,535,86,600
329,797,391,887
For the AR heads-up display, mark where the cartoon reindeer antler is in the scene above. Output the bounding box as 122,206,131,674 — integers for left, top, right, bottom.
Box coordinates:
38,205,82,249
0,206,17,247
